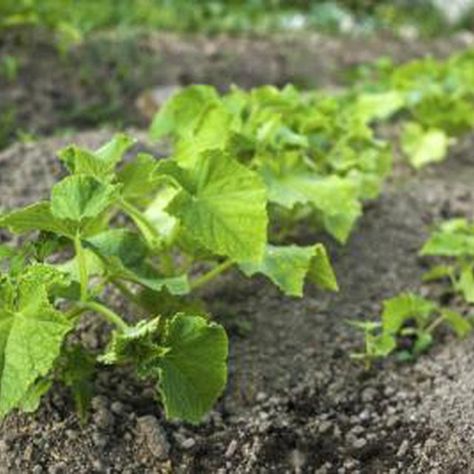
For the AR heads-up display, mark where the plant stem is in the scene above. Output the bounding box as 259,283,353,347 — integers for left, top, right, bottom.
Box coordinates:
74,234,88,302
190,260,233,290
65,305,87,321
426,314,445,334
82,301,129,332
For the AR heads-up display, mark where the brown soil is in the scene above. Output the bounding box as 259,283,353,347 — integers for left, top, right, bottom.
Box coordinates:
1,128,474,473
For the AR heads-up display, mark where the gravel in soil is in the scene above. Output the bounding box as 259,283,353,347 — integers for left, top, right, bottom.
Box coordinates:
1,130,474,473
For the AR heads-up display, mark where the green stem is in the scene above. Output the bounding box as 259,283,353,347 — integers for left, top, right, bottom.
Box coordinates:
426,314,445,334
190,260,233,290
65,305,87,321
74,234,88,302
82,301,129,332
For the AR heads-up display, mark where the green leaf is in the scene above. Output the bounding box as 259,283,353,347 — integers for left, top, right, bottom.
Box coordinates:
117,153,160,201
143,187,179,245
239,243,337,297
164,150,268,262
382,293,437,334
59,134,135,178
308,244,339,291
19,378,53,413
95,133,136,170
51,175,117,223
19,378,52,413
260,159,361,243
422,264,454,282
137,288,208,319
456,265,474,303
0,265,72,416
401,122,450,169
86,230,190,295
0,202,76,237
421,224,474,257
157,314,228,423
174,104,236,168
441,309,472,338
356,91,405,122
372,333,397,357
150,85,220,140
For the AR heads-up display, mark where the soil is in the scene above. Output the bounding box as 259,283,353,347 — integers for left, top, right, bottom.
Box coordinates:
1,29,474,149
1,127,474,473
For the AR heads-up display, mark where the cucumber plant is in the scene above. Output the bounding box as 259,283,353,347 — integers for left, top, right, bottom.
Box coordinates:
0,134,337,423
351,293,471,367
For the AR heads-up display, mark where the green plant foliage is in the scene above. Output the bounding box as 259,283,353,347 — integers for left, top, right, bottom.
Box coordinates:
401,122,450,169
351,292,472,367
0,134,338,423
0,265,72,416
355,49,474,168
240,243,338,297
1,0,470,38
421,219,474,303
151,84,392,243
159,150,268,262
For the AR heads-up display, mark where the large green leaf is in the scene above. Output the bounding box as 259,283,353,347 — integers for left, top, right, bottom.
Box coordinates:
51,175,117,223
174,104,236,168
164,150,268,262
240,243,337,296
157,314,228,423
150,85,220,140
99,313,227,423
0,202,76,237
0,265,72,416
261,160,361,243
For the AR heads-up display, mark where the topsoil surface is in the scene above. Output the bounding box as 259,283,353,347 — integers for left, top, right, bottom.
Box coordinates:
1,128,474,474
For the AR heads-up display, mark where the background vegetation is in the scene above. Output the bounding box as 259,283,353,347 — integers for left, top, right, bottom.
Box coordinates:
1,0,473,37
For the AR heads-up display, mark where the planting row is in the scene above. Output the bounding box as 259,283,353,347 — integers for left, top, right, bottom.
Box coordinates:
0,47,473,423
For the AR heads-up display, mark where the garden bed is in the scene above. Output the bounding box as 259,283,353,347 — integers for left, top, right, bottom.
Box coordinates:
1,129,474,473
